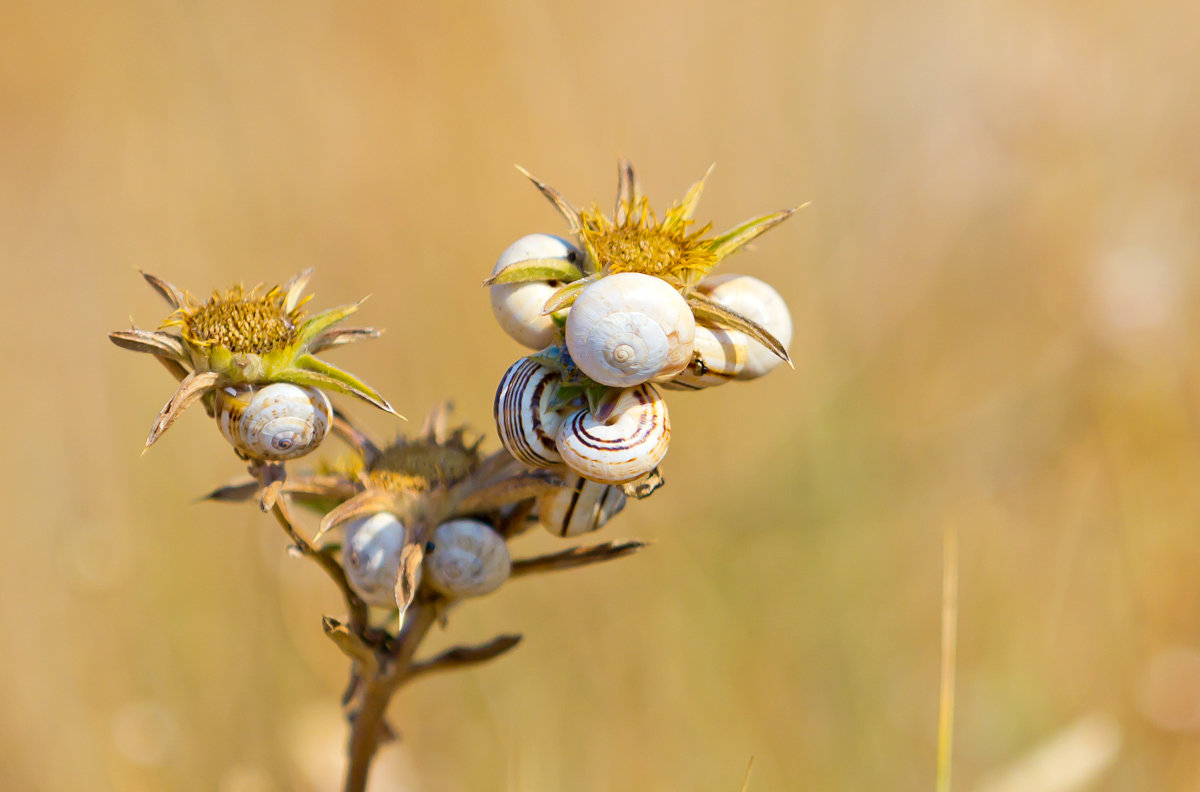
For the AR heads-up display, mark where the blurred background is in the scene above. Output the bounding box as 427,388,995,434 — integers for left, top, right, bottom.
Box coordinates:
2,0,1198,789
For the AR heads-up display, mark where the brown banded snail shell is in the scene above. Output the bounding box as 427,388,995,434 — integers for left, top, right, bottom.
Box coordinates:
425,519,511,598
489,234,584,350
494,357,568,468
342,512,406,608
215,382,332,461
659,324,748,391
535,471,627,537
556,383,671,484
565,272,696,387
697,274,792,380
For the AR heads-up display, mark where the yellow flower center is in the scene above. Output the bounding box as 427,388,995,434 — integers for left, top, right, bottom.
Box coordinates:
579,201,716,283
369,443,476,493
182,289,299,354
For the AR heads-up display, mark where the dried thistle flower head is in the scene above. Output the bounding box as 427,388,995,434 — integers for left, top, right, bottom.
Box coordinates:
513,161,799,312
110,269,398,452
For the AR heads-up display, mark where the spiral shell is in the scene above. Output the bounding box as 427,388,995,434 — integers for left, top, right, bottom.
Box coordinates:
556,383,671,484
535,471,627,537
489,234,584,350
697,274,792,380
342,512,406,608
494,357,568,468
660,325,748,390
215,383,332,461
565,272,696,387
425,519,511,598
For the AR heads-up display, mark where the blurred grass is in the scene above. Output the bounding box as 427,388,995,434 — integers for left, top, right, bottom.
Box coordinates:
3,0,1199,789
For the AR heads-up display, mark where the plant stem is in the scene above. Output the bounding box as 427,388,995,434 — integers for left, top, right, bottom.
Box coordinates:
342,601,439,792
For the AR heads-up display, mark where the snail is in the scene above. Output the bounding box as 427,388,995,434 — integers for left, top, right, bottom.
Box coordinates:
215,382,332,461
494,357,568,468
659,324,748,391
696,274,792,380
565,272,696,387
535,471,627,537
556,383,671,484
425,519,511,598
489,234,585,350
342,512,407,608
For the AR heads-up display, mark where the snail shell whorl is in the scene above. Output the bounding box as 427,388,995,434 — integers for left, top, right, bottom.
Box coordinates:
426,519,511,598
342,512,406,608
556,383,671,484
490,234,583,350
697,274,792,380
494,357,566,468
565,272,696,387
535,471,627,537
215,383,332,461
660,325,749,391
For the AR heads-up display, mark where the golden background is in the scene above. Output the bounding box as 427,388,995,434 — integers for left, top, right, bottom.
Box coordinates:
3,1,1198,789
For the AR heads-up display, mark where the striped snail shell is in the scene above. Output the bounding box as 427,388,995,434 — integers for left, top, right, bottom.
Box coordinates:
425,519,511,598
215,382,332,461
535,471,627,537
342,512,407,608
490,234,584,350
660,324,748,391
556,383,671,484
494,357,567,468
697,274,792,380
565,272,696,387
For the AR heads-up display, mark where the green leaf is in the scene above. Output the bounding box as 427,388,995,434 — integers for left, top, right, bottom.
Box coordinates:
483,257,583,286
285,354,402,417
541,274,597,314
706,207,798,261
294,302,360,351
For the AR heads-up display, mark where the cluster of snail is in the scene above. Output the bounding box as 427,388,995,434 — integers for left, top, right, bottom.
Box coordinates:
341,512,512,605
490,233,793,492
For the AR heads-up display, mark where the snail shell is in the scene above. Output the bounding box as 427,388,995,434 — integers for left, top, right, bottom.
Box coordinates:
342,512,407,608
535,471,627,537
697,274,792,380
556,383,671,484
215,383,332,461
565,272,696,387
494,357,567,468
659,324,748,391
489,234,584,350
425,519,511,598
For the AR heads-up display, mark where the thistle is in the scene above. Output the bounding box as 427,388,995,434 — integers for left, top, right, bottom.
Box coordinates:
110,269,398,452
485,161,797,365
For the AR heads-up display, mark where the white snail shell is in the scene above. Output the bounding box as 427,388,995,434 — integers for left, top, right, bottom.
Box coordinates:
494,357,567,468
215,383,332,461
565,272,696,387
489,234,584,350
535,471,627,537
556,383,671,484
342,512,407,608
697,274,792,380
659,324,748,391
425,519,511,598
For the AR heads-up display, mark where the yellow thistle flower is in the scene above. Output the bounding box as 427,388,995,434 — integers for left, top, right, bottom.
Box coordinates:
110,269,398,451
497,161,799,364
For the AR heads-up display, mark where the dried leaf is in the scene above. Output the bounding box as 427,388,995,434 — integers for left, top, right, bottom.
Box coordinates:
511,540,647,577
515,165,581,233
140,271,187,308
144,370,220,450
687,292,792,367
394,543,424,625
